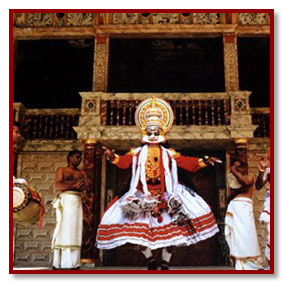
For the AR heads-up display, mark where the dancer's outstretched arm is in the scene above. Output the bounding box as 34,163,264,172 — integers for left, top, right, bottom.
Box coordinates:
169,148,222,173
102,146,133,169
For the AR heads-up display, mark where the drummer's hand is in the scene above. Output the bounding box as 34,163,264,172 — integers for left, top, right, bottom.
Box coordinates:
73,179,85,191
102,146,116,162
259,158,269,170
204,156,222,166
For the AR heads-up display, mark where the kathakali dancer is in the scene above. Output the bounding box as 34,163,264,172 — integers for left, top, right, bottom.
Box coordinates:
96,97,220,270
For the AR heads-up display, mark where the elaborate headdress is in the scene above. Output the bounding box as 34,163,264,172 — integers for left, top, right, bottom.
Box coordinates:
135,97,174,142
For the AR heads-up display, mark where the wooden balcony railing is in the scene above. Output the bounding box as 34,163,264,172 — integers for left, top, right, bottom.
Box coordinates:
19,108,80,140
100,99,231,126
251,108,270,138
14,97,270,140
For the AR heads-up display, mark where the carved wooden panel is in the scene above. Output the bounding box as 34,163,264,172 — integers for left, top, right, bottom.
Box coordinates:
13,12,271,27
193,13,220,24
14,13,26,27
152,13,179,24
93,35,109,92
111,13,222,25
112,13,139,24
26,13,53,27
66,13,93,26
223,33,239,92
239,13,268,25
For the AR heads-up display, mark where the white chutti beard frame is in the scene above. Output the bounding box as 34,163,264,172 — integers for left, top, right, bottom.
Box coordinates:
142,135,165,144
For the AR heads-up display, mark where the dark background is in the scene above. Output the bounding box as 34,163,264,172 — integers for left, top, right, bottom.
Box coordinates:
13,37,270,108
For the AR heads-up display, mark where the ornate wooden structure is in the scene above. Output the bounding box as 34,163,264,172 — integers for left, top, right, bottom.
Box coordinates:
12,11,271,268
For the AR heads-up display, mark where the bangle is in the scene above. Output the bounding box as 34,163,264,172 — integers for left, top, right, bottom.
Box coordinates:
198,158,207,168
111,154,120,164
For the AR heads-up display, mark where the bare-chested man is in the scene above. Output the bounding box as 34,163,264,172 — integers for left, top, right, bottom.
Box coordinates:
55,150,87,193
255,148,270,268
225,160,264,270
52,149,87,270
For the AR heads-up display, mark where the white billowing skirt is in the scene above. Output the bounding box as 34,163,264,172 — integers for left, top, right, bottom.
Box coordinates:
97,184,219,250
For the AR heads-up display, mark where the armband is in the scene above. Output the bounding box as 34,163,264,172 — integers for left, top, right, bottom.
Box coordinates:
111,154,120,164
198,158,207,168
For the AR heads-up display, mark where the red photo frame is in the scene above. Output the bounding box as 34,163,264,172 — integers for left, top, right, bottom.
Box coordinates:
10,9,274,274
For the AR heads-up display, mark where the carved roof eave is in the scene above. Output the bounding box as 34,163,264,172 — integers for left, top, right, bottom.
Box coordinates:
13,24,270,40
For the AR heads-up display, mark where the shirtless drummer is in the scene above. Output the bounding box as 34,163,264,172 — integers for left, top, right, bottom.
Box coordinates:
52,150,87,270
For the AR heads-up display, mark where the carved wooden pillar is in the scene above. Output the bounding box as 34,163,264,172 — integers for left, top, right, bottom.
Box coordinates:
81,139,102,263
223,33,239,92
93,34,110,92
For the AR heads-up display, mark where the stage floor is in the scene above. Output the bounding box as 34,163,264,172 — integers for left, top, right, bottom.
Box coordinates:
13,266,234,270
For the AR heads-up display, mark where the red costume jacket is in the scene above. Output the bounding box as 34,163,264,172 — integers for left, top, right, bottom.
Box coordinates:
111,145,206,198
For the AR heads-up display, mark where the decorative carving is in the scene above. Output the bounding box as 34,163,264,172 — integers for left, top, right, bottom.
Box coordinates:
66,13,93,26
239,13,268,25
14,13,26,27
140,13,152,24
93,35,109,92
112,13,139,24
193,13,220,24
234,98,247,112
152,13,179,24
26,13,53,27
230,92,251,115
180,13,191,24
54,13,65,27
84,99,97,113
223,34,239,92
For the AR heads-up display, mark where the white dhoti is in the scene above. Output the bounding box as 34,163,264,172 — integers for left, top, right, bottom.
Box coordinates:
259,189,270,262
225,197,264,270
52,191,83,269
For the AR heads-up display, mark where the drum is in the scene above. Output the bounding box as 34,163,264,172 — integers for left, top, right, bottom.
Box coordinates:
13,178,43,225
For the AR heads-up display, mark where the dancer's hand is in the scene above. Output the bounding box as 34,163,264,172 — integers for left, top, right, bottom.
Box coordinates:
102,146,116,162
259,158,269,171
204,156,222,166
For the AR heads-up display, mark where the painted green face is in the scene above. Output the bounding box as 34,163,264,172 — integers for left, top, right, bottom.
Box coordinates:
143,126,165,144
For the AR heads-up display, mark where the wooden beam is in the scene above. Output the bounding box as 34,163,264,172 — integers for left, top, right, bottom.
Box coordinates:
14,23,270,40
13,26,95,39
95,24,238,35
